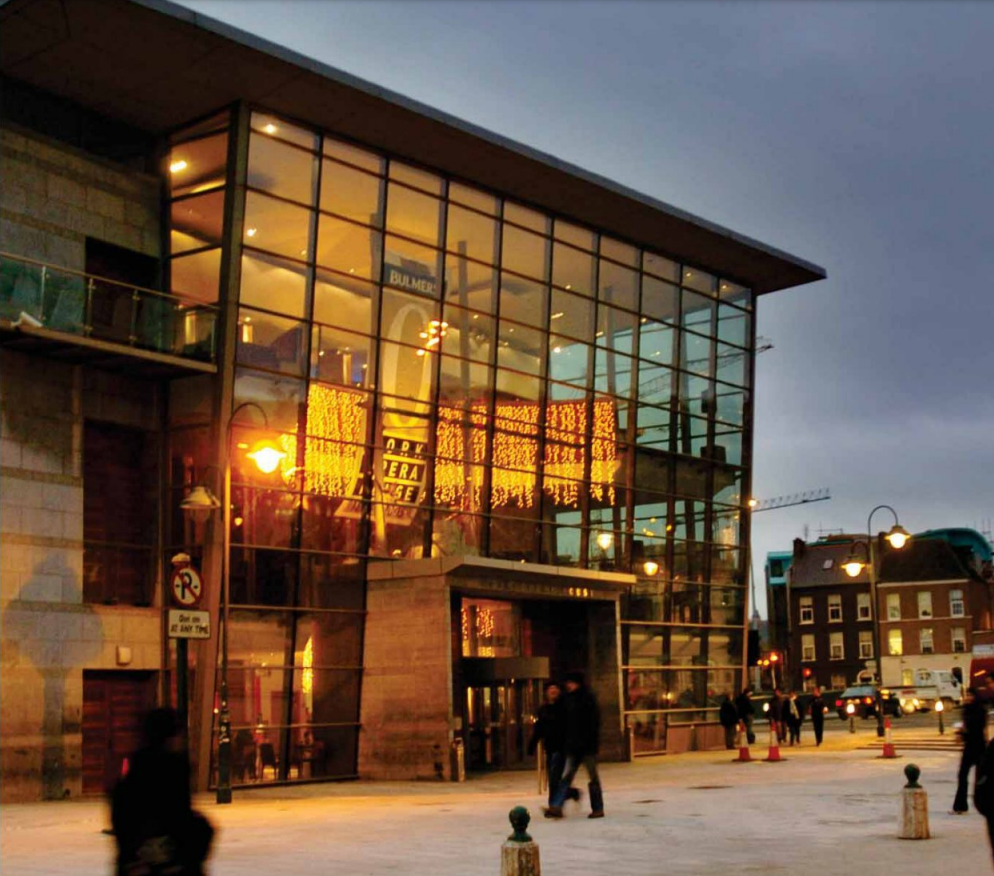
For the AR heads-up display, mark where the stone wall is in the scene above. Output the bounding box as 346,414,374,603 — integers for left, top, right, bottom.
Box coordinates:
0,124,159,269
359,573,454,780
0,126,165,801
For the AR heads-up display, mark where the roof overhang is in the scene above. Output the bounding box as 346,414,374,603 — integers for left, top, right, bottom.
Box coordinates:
0,0,826,295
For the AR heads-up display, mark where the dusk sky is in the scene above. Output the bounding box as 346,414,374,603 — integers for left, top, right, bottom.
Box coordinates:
184,0,994,616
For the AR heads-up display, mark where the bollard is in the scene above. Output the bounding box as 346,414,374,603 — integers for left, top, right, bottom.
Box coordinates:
879,717,899,759
898,764,930,840
501,807,540,876
450,737,466,782
733,721,753,763
536,740,546,795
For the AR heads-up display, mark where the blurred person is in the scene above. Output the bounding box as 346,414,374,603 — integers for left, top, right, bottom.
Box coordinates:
528,681,578,808
785,691,803,746
735,688,756,744
719,693,739,749
769,688,786,744
111,707,214,876
544,672,603,819
951,687,988,814
809,687,826,746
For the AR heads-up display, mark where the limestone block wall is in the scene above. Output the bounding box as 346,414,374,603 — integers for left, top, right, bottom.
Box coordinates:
0,124,159,269
359,572,454,780
1,350,163,802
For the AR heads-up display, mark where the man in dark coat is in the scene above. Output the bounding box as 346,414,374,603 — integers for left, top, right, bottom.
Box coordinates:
528,682,577,807
951,687,988,813
809,687,826,746
111,708,214,876
735,688,756,744
784,691,803,745
719,693,739,749
544,671,604,819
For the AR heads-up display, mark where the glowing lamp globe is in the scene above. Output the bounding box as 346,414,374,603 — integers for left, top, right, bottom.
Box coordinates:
885,525,911,550
842,559,865,578
643,560,660,577
246,439,286,474
596,532,613,551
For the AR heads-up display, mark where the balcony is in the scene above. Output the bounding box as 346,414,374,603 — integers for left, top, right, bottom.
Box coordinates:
0,252,218,377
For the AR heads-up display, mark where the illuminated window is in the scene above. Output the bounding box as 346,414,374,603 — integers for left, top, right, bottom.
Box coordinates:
857,592,872,621
799,597,813,625
829,632,844,661
917,591,932,619
888,629,903,656
950,589,965,617
801,634,815,662
887,593,901,620
952,627,966,653
858,631,873,659
828,594,842,623
920,628,934,654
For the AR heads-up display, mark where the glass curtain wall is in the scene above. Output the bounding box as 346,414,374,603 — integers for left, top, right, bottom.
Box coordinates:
202,107,755,779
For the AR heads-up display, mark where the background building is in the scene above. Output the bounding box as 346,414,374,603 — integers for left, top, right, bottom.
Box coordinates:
0,0,823,801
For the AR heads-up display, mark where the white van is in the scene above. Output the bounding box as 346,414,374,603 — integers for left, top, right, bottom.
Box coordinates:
895,669,962,712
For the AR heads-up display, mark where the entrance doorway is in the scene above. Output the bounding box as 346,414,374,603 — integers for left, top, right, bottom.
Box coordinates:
464,678,543,771
82,670,156,794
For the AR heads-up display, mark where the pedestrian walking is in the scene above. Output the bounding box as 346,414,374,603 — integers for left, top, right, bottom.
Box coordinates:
809,687,826,746
735,688,756,744
719,693,739,749
528,681,578,807
769,688,786,744
544,671,604,819
951,687,988,814
785,691,803,746
111,708,214,876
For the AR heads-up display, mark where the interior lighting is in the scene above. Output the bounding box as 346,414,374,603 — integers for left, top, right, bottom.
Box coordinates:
551,312,564,320
263,123,278,135
596,531,614,551
246,227,258,238
643,560,659,576
169,159,188,174
748,498,758,508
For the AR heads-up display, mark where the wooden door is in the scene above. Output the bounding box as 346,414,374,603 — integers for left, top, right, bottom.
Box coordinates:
82,671,156,795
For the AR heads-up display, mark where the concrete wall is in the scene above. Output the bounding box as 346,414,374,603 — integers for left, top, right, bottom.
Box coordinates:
359,573,454,780
0,126,164,802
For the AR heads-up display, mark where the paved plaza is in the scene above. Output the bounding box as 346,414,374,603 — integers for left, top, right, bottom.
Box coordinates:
2,723,991,876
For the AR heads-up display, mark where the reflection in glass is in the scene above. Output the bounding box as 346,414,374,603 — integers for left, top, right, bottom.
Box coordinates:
383,236,441,298
441,306,494,364
599,259,638,311
251,113,318,151
170,247,220,303
503,202,549,234
717,303,750,348
600,236,638,267
324,138,384,174
641,276,679,325
386,183,442,246
499,273,547,328
552,243,595,297
170,190,224,254
320,159,384,226
554,220,596,252
550,290,593,341
497,324,544,375
446,204,498,264
389,162,443,196
313,273,377,335
236,308,308,376
310,325,375,388
682,267,717,295
501,225,548,281
316,216,381,281
244,192,313,261
248,133,318,205
445,254,496,313
169,132,228,197
240,252,308,318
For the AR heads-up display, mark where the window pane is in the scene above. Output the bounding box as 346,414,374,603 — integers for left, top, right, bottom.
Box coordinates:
497,323,544,374
316,217,381,281
441,305,494,364
448,182,497,215
495,368,542,403
638,320,676,367
712,425,743,467
499,273,547,328
682,333,713,377
311,325,375,388
230,486,298,548
323,138,384,174
503,202,549,234
716,342,748,387
439,355,493,402
236,308,307,375
594,348,635,398
380,288,440,347
389,161,443,196
244,192,313,261
682,266,717,295
599,259,638,311
682,290,714,334
230,553,297,607
643,251,679,282
502,225,548,280
600,236,638,267
233,368,306,433
548,338,590,386
294,612,364,666
596,304,636,353
248,133,317,205
320,160,384,226
378,343,437,405
445,254,496,312
313,272,377,335
552,242,595,297
168,132,227,197
717,303,750,347
386,183,442,246
550,289,593,341
301,496,366,551
489,516,537,561
641,276,679,324
383,236,442,297
636,404,671,449
171,248,220,304
170,190,224,254
368,504,429,558
299,553,366,610
446,204,497,264
554,220,596,252
718,278,751,306
240,252,308,318
251,113,318,151
637,361,674,406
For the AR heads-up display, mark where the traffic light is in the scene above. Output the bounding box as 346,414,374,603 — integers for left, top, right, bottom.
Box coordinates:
803,668,812,679
769,652,780,663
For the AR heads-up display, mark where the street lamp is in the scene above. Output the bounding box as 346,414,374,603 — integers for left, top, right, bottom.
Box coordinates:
841,505,911,738
182,401,286,804
935,699,945,735
846,701,856,733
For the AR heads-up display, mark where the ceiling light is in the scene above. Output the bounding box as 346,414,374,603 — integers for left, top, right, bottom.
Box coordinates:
565,284,572,290
551,312,564,320
169,159,188,174
246,227,257,238
263,123,278,135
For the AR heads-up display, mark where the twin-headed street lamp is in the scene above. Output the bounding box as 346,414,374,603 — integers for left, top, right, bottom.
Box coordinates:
180,401,287,804
840,504,911,737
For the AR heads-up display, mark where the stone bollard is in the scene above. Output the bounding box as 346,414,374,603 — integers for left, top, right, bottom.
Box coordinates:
898,764,930,840
501,806,540,876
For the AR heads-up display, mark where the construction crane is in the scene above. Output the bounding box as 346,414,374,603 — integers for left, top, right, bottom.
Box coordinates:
749,488,831,513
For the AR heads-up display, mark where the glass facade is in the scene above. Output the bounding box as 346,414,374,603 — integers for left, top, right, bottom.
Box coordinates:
170,107,755,779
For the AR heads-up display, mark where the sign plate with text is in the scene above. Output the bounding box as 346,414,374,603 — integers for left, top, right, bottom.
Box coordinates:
168,609,211,639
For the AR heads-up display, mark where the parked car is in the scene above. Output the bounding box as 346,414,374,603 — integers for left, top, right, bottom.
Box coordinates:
835,685,903,720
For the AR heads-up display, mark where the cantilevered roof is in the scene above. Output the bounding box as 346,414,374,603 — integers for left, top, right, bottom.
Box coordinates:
0,0,826,294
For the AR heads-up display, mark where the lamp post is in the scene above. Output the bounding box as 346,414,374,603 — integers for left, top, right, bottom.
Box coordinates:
180,401,286,804
842,505,911,738
935,699,945,735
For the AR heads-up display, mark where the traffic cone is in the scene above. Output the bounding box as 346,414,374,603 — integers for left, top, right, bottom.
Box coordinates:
879,716,899,758
733,721,753,763
765,719,784,762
